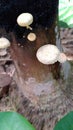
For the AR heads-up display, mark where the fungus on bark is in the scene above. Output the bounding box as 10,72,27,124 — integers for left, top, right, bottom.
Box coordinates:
58,52,67,63
27,33,36,41
0,37,11,56
17,13,33,30
36,44,67,65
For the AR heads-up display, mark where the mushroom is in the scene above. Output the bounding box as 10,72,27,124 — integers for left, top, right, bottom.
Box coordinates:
17,13,33,30
27,33,36,41
36,44,67,65
0,37,11,56
58,52,67,63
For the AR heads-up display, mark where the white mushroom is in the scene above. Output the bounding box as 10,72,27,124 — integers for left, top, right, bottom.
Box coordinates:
0,37,11,56
27,33,36,41
17,13,33,30
36,44,67,65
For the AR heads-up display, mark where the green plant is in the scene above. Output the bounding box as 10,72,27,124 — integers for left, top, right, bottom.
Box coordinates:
54,111,73,130
0,111,35,130
59,0,73,28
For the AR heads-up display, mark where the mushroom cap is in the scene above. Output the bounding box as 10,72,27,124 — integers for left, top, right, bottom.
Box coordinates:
0,37,10,49
27,33,36,41
58,53,67,63
36,44,60,65
17,13,33,27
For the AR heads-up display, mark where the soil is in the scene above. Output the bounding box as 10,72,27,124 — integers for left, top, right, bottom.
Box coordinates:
0,28,73,130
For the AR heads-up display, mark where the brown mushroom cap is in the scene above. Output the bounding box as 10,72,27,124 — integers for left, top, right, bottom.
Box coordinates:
27,33,36,41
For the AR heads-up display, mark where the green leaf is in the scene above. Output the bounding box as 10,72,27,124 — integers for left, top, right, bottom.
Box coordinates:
54,111,73,130
59,0,73,28
0,111,35,130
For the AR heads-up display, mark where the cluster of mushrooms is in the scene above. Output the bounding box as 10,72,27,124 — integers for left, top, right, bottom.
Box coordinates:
0,13,67,66
36,44,67,64
0,37,12,88
17,13,36,42
17,12,68,65
0,12,68,89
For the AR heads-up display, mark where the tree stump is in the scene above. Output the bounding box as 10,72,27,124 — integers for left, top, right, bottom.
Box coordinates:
9,27,73,130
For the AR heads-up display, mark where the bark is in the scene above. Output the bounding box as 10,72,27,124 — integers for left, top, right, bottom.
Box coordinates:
0,23,73,130
1,1,73,129
9,26,73,130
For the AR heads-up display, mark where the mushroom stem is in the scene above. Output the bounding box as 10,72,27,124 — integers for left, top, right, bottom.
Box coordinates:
0,49,7,56
26,25,32,30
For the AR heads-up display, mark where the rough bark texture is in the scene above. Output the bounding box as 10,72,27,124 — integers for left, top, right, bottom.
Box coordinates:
9,28,73,130
0,1,73,130
0,29,73,130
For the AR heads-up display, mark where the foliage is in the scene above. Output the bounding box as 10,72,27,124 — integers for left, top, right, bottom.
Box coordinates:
0,111,35,130
54,111,73,130
59,0,73,28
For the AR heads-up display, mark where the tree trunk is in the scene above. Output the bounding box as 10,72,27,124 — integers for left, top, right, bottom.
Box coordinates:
1,0,73,130
10,22,61,104
10,31,73,130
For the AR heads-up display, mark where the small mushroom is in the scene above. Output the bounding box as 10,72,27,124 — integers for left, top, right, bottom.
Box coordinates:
0,37,11,56
17,13,33,30
57,53,67,63
27,33,36,41
36,44,67,65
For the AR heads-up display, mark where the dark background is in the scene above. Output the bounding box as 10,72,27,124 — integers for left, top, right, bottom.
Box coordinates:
0,0,58,31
